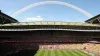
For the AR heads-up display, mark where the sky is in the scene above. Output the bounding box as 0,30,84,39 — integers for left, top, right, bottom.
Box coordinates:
0,0,100,22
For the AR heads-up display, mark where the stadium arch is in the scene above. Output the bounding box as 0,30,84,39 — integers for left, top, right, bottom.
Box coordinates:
12,1,93,18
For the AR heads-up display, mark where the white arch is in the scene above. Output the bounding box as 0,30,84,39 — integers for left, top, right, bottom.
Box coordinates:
11,1,93,18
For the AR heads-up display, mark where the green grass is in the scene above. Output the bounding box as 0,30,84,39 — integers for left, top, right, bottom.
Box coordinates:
34,49,92,56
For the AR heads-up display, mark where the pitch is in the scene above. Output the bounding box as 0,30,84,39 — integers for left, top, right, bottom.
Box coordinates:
34,49,91,56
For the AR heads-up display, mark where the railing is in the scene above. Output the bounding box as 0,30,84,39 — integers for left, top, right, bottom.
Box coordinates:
0,40,88,43
0,28,100,32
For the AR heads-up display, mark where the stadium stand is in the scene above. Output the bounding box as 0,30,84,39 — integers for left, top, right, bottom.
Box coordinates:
0,11,100,56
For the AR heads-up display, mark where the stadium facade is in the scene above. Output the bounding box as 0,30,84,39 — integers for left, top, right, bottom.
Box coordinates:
0,11,100,56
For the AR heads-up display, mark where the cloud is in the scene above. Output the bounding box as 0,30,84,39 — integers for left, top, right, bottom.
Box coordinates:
21,16,44,22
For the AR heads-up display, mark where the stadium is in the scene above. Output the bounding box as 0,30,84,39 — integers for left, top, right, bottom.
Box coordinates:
0,10,100,56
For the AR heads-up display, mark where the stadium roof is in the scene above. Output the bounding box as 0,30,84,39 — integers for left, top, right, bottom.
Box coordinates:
0,10,18,24
0,11,100,32
85,14,100,24
0,21,100,32
1,21,100,27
